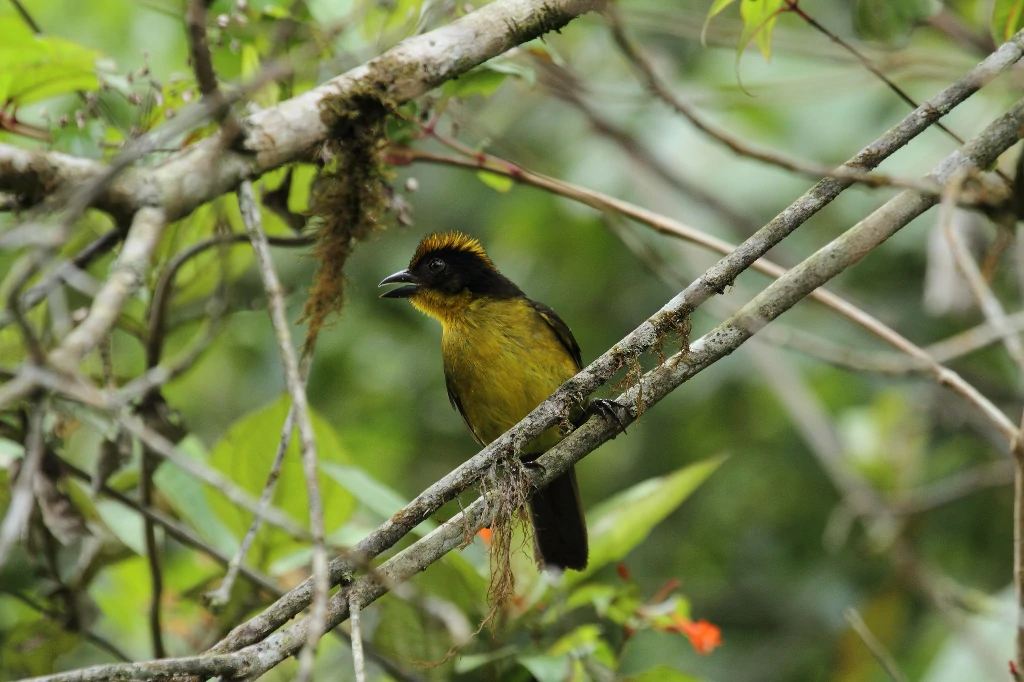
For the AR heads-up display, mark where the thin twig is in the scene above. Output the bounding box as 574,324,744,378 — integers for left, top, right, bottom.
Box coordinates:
8,0,43,32
145,232,312,370
845,607,909,682
16,364,317,542
205,358,310,610
941,171,1024,373
0,402,44,570
781,0,967,150
48,207,167,374
350,596,367,682
0,228,124,333
5,253,47,365
538,60,759,235
1015,408,1024,677
186,0,219,99
59,458,427,682
139,443,166,659
889,461,1014,515
605,8,992,199
237,180,327,682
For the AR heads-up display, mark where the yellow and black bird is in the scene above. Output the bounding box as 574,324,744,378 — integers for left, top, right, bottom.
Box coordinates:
379,231,598,571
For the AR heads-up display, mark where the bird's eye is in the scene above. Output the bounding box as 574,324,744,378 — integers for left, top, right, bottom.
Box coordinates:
428,258,445,273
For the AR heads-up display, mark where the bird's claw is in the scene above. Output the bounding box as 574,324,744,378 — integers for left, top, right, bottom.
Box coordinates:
590,398,629,434
521,459,546,475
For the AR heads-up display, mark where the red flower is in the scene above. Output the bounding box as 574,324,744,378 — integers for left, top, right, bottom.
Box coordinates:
670,615,722,655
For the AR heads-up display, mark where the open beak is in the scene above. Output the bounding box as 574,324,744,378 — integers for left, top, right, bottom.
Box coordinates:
378,269,419,298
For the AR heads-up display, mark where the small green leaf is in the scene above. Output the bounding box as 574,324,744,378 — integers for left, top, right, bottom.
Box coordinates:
518,654,571,682
566,456,725,586
444,58,533,99
240,44,279,109
992,0,1024,44
477,171,514,193
261,5,292,19
486,58,536,86
444,68,508,98
454,647,516,673
550,624,616,669
95,499,146,555
739,0,786,61
154,436,238,554
0,19,100,105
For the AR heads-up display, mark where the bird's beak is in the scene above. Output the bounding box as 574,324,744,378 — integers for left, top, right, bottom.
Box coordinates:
378,269,419,298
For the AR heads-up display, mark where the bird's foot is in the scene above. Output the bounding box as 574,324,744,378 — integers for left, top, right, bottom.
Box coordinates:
590,398,630,435
521,458,545,475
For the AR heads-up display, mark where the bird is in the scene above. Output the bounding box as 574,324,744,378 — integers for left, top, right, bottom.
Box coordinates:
379,231,612,571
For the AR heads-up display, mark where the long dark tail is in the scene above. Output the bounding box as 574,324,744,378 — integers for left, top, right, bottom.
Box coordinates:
529,466,588,571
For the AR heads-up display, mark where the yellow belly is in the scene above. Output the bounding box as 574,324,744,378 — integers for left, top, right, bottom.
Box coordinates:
441,298,578,450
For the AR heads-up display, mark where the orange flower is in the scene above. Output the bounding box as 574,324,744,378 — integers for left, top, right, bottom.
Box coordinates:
477,527,492,546
671,615,722,655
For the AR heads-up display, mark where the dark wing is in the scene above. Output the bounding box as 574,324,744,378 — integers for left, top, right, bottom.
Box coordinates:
445,373,485,446
529,300,583,370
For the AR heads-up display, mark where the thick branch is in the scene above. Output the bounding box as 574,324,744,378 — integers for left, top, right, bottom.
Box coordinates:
0,0,603,221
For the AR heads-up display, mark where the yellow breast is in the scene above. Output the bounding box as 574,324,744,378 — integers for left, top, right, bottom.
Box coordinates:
439,297,578,450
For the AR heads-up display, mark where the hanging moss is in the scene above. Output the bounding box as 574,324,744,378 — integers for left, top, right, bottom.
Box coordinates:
301,86,394,352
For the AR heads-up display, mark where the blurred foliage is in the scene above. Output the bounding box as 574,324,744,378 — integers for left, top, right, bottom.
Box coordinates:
1,0,1024,681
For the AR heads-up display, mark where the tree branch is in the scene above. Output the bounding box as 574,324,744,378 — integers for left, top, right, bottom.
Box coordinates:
236,180,328,682
0,0,603,222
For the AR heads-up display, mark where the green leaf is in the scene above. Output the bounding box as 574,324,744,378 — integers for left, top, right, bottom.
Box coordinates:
992,0,1024,44
206,394,356,565
261,5,293,19
154,435,238,554
455,647,516,673
566,456,725,586
477,171,514,193
518,654,571,682
444,58,534,99
155,197,253,307
622,667,702,682
240,44,279,109
739,0,786,61
320,461,437,536
550,624,616,669
486,58,536,86
0,19,100,105
702,0,740,45
444,68,508,98
94,499,146,555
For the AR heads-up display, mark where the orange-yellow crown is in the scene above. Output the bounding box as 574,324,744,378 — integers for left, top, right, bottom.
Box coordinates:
411,231,492,268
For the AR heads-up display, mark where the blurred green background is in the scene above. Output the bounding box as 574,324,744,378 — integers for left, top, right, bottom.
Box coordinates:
1,0,1023,680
